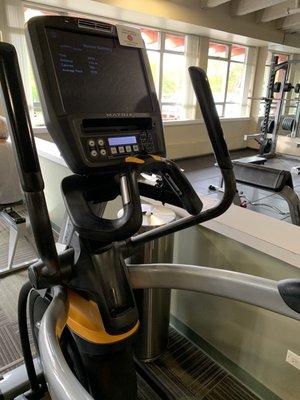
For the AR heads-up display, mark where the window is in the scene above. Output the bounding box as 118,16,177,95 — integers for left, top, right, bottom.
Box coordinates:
24,7,59,127
141,29,189,121
207,41,253,118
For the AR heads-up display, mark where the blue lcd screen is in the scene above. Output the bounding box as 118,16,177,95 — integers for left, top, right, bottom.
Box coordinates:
108,136,137,146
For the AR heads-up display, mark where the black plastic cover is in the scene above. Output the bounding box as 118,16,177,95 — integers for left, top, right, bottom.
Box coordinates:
278,279,300,314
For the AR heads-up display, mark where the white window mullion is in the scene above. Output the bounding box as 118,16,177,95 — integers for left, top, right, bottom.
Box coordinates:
158,32,164,105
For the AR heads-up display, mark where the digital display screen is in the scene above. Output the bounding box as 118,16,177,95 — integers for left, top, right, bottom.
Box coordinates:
108,136,137,146
46,28,153,114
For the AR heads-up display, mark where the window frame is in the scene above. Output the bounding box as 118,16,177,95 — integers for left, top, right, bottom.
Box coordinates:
207,40,252,118
142,30,187,121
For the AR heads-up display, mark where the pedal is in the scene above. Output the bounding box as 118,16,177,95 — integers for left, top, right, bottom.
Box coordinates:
291,166,300,175
3,209,26,224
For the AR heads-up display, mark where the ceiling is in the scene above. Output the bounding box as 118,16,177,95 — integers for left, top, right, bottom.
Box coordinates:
200,0,300,34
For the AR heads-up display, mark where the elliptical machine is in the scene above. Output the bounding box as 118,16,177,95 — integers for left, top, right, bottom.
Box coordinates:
0,15,299,400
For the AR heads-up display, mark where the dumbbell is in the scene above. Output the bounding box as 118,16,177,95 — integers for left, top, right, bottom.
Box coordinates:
295,83,300,94
282,117,296,131
273,82,294,93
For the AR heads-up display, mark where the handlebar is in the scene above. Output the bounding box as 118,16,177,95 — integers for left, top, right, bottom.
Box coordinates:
188,67,233,171
0,43,66,286
128,67,236,249
0,42,235,288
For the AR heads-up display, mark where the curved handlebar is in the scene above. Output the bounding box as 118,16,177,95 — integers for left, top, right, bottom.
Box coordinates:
61,169,143,243
128,68,236,249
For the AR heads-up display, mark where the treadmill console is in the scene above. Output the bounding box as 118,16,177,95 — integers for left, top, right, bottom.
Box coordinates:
26,16,165,174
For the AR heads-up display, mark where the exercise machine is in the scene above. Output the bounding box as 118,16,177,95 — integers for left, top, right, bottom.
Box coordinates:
211,56,300,220
0,15,299,400
245,55,300,158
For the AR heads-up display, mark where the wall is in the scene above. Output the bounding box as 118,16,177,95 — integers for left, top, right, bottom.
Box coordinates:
165,119,251,159
172,225,300,400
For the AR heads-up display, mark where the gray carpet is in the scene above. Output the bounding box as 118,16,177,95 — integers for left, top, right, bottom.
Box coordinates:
143,327,260,400
0,270,28,374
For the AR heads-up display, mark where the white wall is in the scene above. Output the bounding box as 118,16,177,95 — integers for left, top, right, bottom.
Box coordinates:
165,119,251,159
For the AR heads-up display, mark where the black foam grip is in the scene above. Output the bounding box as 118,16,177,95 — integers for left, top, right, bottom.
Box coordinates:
278,279,300,314
188,67,232,171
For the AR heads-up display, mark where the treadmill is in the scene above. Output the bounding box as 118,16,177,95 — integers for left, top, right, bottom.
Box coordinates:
0,15,299,400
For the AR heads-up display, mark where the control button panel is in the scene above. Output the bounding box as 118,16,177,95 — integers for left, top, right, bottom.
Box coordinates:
84,132,155,162
140,132,154,153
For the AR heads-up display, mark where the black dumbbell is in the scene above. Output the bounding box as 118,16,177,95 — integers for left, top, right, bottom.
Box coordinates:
273,82,294,93
282,117,296,131
295,83,300,94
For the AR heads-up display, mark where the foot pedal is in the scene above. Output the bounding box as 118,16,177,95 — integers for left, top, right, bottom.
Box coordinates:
291,166,300,175
3,209,26,224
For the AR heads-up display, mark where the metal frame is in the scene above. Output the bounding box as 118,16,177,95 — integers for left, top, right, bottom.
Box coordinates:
37,263,300,400
245,55,300,157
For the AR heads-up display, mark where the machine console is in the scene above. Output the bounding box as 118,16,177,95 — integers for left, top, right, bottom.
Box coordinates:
26,17,165,174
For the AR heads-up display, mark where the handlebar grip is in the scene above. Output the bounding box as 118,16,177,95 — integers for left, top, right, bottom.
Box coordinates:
188,67,232,171
61,169,143,244
161,161,203,215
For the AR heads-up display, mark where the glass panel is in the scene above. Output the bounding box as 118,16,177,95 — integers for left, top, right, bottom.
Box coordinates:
215,104,224,117
276,53,289,63
161,104,183,121
147,50,160,94
164,34,185,52
224,103,241,117
24,7,56,22
28,63,45,127
262,65,270,97
207,59,228,102
161,53,185,104
231,44,247,62
208,42,229,58
226,62,246,103
224,101,250,117
141,28,160,50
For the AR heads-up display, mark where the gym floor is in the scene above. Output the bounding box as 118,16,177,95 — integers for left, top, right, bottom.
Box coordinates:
0,147,299,399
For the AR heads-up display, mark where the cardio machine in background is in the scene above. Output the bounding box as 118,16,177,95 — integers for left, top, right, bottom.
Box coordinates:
0,16,299,400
